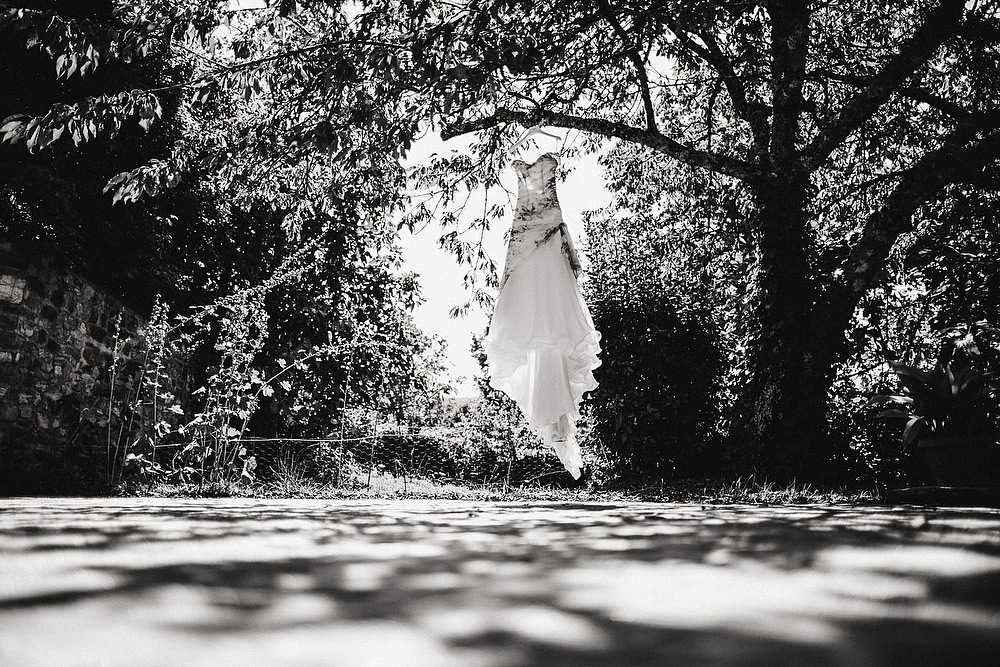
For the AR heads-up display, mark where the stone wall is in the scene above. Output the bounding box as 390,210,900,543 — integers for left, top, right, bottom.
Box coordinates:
0,240,152,494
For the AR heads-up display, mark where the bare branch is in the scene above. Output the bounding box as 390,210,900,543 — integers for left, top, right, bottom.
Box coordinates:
441,108,762,181
802,0,967,171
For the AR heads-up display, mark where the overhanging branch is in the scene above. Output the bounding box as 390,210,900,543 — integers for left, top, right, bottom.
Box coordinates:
838,129,1000,307
809,67,974,122
671,28,770,157
597,0,658,133
441,108,761,181
802,0,966,172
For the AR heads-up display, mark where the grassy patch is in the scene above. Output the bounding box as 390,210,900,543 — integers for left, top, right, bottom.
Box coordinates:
118,472,879,505
624,476,880,505
120,480,626,503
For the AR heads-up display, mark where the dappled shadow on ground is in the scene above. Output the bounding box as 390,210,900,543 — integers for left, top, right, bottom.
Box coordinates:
2,498,1000,666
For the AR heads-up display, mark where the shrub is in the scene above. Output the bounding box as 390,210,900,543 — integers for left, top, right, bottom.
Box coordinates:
586,290,724,483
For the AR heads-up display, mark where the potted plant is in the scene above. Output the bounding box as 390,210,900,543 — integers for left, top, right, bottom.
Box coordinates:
872,360,1000,487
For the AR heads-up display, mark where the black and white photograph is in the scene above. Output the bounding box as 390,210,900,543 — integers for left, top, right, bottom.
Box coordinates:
2,0,1000,664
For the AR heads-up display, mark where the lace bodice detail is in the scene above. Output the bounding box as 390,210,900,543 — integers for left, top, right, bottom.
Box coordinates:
501,152,581,288
513,152,560,221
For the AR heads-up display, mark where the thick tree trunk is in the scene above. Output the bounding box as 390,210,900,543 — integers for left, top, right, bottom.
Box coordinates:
724,131,996,484
727,177,850,484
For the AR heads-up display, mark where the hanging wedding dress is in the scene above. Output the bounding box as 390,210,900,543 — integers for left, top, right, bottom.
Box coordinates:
484,151,602,479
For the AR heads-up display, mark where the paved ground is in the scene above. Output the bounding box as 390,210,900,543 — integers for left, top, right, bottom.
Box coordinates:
2,498,1000,666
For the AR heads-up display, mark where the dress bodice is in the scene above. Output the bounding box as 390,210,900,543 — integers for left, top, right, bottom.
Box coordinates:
501,152,580,289
513,152,561,222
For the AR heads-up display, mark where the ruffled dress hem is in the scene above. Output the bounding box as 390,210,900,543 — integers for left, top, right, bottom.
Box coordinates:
485,152,601,479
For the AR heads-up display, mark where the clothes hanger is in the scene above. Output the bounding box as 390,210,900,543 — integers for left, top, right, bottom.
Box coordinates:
505,125,563,156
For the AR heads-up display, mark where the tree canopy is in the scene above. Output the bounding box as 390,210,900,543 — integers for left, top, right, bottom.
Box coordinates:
0,1,448,481
3,0,999,483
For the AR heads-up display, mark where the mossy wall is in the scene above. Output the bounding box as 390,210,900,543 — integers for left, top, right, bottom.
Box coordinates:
0,240,158,494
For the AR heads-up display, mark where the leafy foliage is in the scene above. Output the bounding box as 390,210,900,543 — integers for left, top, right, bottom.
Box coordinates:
582,164,726,482
3,0,1000,485
586,293,724,482
872,360,1000,444
1,1,453,493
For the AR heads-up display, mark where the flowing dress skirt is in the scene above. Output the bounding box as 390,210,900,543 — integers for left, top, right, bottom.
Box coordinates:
484,231,601,478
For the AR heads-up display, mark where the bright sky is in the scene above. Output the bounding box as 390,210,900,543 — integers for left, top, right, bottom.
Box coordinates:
399,131,613,396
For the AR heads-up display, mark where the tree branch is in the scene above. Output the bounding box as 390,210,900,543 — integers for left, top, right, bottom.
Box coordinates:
809,67,975,122
838,129,1000,308
802,0,967,171
441,108,762,181
139,37,401,94
670,28,770,157
596,0,657,133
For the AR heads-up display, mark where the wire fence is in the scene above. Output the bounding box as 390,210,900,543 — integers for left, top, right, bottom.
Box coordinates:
144,427,578,491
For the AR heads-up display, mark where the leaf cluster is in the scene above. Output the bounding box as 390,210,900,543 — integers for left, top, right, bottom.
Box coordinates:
871,360,1000,444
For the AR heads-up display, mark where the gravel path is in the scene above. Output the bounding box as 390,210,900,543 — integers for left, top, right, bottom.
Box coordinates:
2,498,999,666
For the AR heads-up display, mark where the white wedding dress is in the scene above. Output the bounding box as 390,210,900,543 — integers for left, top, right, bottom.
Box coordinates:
484,152,602,479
